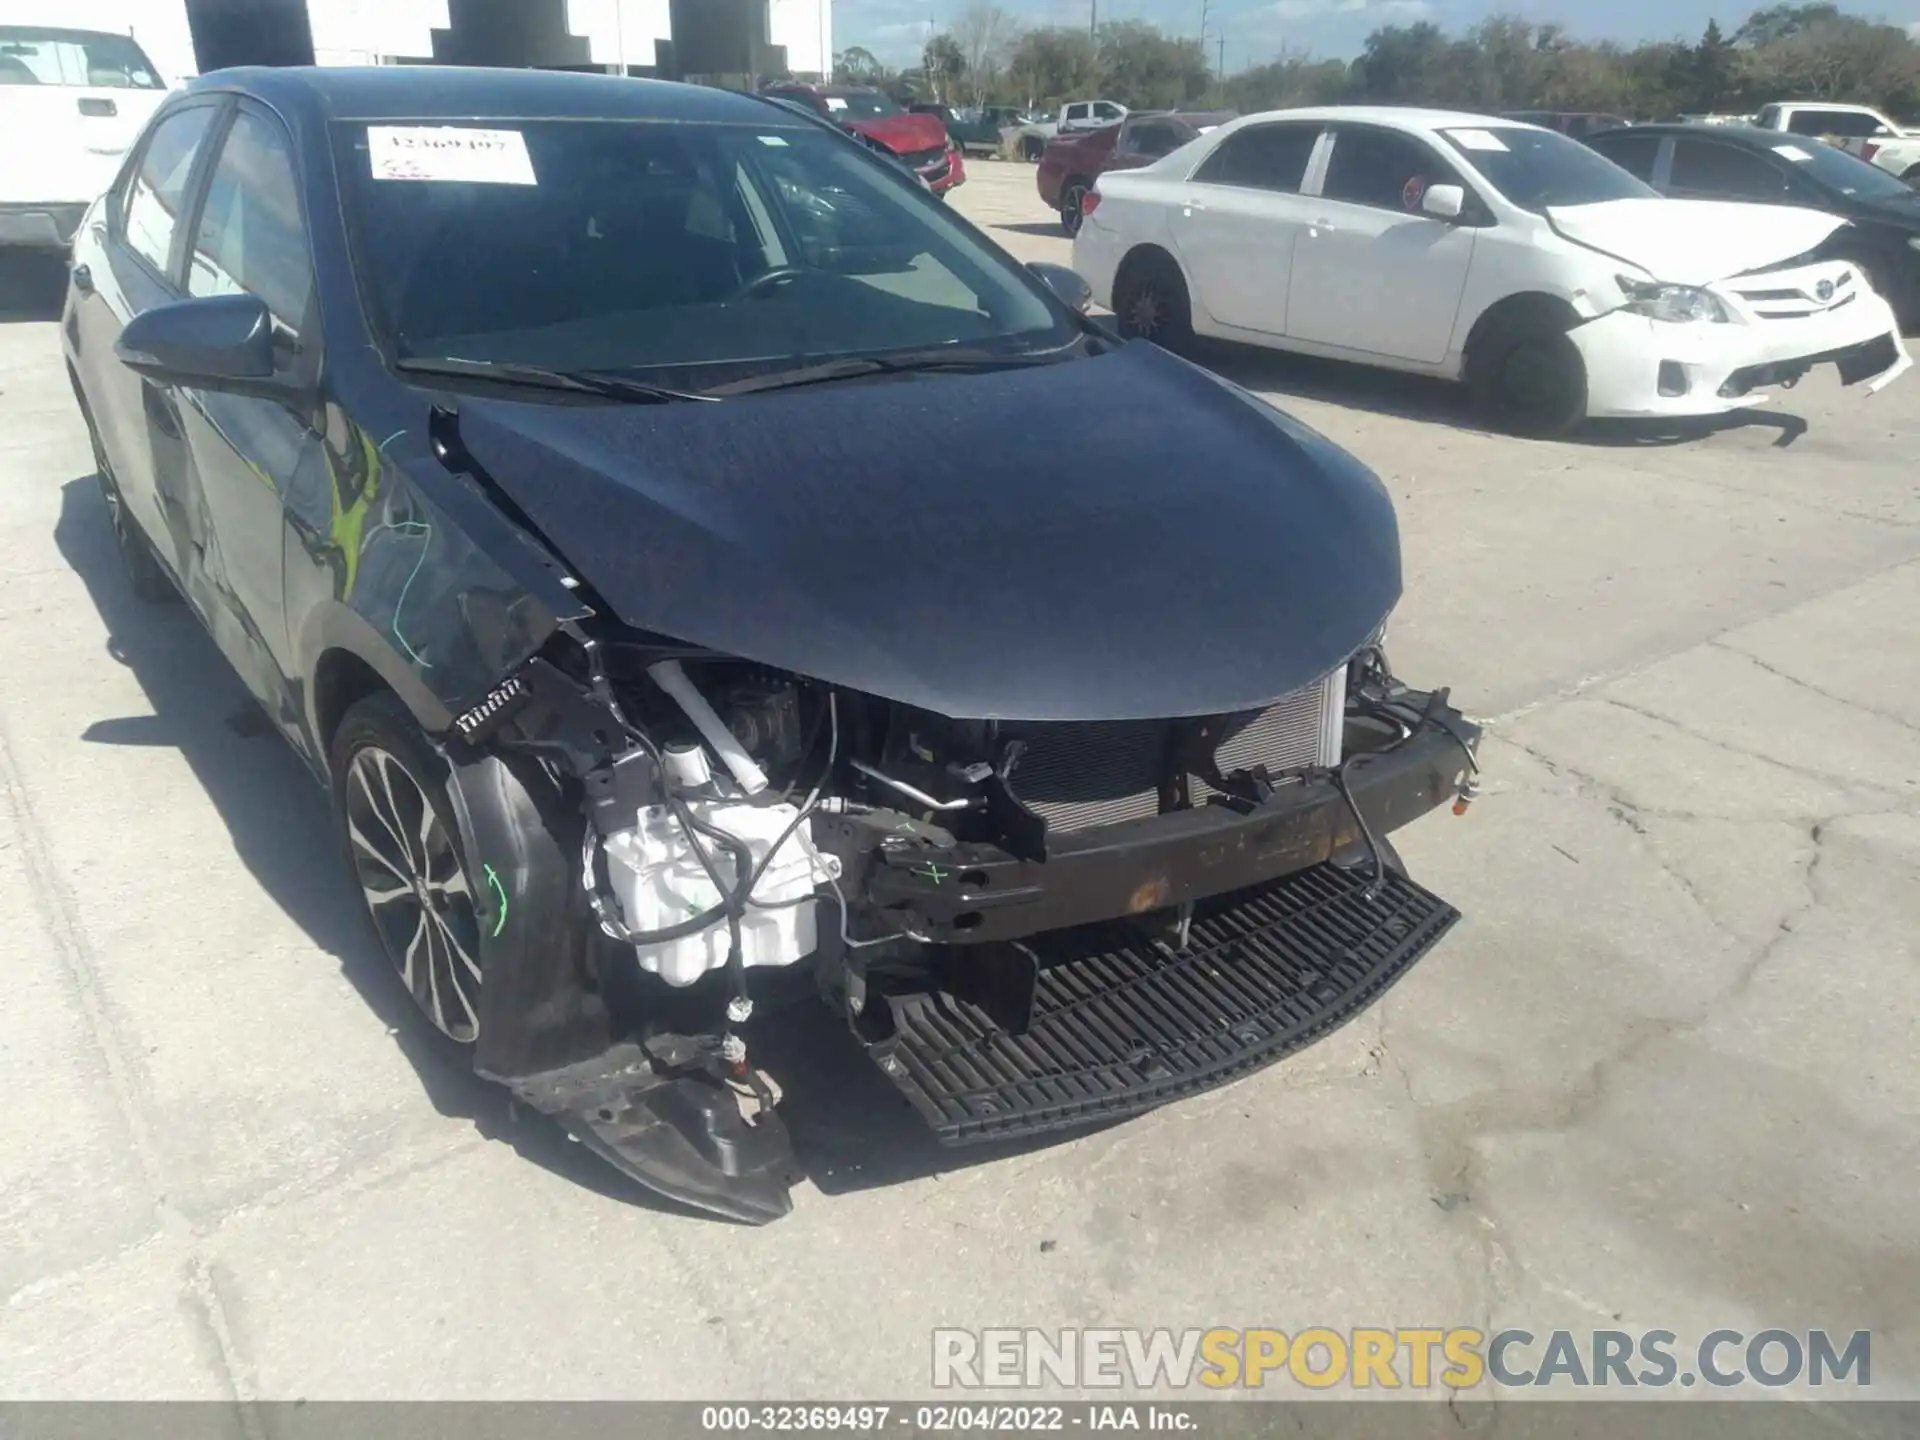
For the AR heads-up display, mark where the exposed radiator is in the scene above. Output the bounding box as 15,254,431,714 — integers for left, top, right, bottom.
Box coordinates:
1002,668,1347,835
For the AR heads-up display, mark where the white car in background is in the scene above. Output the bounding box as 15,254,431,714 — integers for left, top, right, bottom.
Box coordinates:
0,23,170,251
1074,106,1912,433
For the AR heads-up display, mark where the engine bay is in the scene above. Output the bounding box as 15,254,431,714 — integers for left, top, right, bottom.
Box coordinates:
441,617,1478,1221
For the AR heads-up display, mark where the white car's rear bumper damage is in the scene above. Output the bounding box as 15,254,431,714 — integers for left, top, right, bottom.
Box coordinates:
1574,260,1911,419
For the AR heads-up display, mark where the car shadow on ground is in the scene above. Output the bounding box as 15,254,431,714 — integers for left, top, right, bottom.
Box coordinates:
1192,336,1809,448
52,475,1086,1213
993,221,1069,239
0,253,69,322
51,476,695,1215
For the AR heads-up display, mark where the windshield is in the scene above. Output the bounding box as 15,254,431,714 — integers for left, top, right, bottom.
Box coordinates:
0,26,161,88
1439,125,1656,211
336,118,1076,389
1765,135,1915,200
822,90,902,119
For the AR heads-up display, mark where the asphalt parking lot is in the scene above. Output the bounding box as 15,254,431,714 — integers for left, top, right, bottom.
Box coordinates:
2,157,1916,1408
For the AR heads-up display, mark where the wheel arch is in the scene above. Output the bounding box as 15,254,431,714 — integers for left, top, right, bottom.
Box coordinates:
311,644,399,763
1113,241,1189,297
1460,291,1585,378
298,604,460,770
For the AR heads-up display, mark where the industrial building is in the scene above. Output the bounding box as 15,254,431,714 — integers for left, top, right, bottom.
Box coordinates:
42,0,832,88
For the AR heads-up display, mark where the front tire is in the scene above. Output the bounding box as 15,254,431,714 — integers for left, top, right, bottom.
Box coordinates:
1112,253,1194,353
332,692,486,1045
1467,314,1588,437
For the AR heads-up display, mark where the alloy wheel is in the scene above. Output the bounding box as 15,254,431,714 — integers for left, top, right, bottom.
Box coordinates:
1062,185,1087,235
344,745,483,1042
1126,284,1165,340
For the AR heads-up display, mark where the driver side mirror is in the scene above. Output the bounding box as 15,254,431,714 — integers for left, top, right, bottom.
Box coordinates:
115,292,288,396
1028,261,1092,313
1422,183,1466,221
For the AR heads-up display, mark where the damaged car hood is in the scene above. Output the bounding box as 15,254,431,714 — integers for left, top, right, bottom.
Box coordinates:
1547,198,1849,286
448,342,1401,721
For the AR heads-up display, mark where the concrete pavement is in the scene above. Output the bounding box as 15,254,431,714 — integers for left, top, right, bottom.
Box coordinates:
0,164,1915,1406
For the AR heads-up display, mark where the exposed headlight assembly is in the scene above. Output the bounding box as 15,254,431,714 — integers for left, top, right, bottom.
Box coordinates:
1616,275,1729,323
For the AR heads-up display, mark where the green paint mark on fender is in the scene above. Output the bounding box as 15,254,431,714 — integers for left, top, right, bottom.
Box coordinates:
484,863,508,937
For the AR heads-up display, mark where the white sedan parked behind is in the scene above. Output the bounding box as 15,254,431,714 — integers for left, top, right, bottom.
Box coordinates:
1073,106,1912,433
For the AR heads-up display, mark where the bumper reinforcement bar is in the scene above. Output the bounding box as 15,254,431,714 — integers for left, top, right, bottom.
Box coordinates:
865,861,1459,1144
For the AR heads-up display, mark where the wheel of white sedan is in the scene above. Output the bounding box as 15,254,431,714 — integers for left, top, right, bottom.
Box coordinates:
1112,252,1194,352
1467,313,1589,438
332,692,485,1045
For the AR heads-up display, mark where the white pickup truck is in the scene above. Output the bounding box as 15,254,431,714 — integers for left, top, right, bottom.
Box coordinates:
1010,100,1130,160
0,23,172,250
1752,102,1920,184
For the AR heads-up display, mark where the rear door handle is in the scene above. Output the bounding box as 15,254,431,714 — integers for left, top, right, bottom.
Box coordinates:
70,262,93,293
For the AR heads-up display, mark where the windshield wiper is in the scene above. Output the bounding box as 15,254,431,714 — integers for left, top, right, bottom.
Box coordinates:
394,356,718,404
703,344,1078,398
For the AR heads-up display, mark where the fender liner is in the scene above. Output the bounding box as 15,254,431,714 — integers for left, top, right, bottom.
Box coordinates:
448,699,797,1224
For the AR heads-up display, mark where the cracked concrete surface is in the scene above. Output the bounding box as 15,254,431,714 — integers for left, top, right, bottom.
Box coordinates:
1,165,1915,1405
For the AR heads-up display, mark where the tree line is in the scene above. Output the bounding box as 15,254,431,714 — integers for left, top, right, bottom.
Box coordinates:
829,2,1919,123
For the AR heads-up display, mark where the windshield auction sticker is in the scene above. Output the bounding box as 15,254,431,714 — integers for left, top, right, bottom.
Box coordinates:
368,126,537,184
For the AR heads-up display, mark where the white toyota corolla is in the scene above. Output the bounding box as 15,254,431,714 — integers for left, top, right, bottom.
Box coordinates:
1073,106,1912,433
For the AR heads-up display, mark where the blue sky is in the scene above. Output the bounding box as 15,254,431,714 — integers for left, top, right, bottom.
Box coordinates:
836,0,1920,69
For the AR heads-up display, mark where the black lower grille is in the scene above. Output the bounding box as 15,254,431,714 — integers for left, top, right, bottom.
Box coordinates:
900,146,948,168
867,863,1459,1144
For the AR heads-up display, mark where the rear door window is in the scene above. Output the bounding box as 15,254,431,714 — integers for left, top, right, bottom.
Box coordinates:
1193,123,1320,192
1588,131,1661,181
1121,119,1194,159
1668,139,1794,200
1786,109,1884,138
120,104,219,279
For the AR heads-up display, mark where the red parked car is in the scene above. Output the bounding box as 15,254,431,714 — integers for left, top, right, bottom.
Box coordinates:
1039,110,1232,234
760,83,966,197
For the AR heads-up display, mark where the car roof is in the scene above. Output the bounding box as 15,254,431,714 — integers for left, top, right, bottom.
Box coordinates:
766,82,883,97
1604,122,1789,148
1227,105,1544,132
1768,100,1883,111
185,64,791,126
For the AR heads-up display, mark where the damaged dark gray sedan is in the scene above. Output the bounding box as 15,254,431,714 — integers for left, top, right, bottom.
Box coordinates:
63,65,1481,1221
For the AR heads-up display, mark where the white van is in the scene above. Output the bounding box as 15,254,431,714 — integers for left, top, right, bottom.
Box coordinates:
0,23,171,250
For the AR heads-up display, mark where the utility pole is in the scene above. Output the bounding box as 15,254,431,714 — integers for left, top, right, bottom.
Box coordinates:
1090,1,1097,41
1218,33,1225,76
